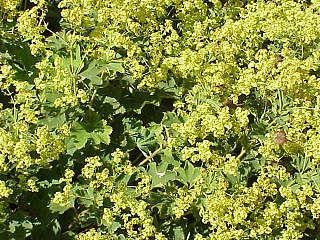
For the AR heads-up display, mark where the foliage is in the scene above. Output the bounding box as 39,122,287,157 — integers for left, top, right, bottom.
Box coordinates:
1,0,320,239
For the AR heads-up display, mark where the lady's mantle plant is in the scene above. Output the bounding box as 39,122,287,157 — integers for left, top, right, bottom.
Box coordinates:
1,0,320,239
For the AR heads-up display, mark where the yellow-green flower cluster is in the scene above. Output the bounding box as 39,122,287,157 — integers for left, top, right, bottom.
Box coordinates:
199,172,283,239
35,125,65,164
0,180,12,198
108,189,156,239
52,183,73,208
66,149,156,238
0,64,15,89
0,123,65,175
77,229,108,240
0,0,20,21
81,156,102,179
18,175,39,192
14,1,48,56
172,104,233,144
173,177,203,218
35,54,80,108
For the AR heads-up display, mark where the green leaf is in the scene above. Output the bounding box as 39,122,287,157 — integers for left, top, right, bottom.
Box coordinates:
94,192,104,207
77,188,94,207
49,201,73,214
43,91,63,103
148,162,177,189
80,62,101,77
107,61,125,73
87,186,94,198
97,125,113,145
39,113,66,130
121,91,161,114
87,75,103,85
69,120,112,151
173,226,185,240
73,44,84,73
161,149,180,167
47,31,68,50
52,219,61,235
79,60,106,85
93,120,113,145
65,137,77,155
176,162,200,186
311,174,320,185
71,122,90,150
77,197,94,207
74,129,90,150
108,221,121,234
103,96,121,109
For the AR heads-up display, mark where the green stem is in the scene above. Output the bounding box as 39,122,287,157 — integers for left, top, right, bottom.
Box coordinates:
139,147,162,166
237,147,246,160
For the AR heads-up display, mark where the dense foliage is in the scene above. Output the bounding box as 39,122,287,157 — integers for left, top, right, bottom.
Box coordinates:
1,0,320,239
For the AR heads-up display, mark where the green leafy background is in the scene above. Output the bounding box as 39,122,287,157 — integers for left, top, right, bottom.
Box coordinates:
1,0,320,239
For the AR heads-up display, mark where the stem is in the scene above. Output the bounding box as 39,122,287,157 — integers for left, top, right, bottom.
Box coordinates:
88,88,97,122
237,147,246,160
139,126,169,165
139,147,162,166
70,49,74,74
89,89,97,108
